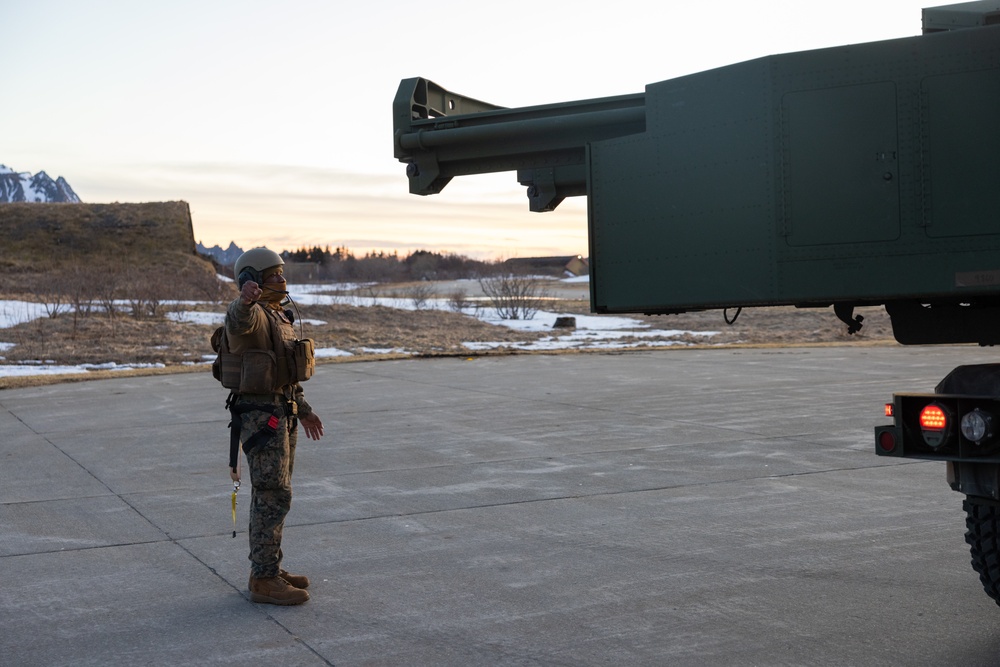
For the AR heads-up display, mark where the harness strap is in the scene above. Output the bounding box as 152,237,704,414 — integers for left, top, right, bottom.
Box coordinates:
227,394,286,471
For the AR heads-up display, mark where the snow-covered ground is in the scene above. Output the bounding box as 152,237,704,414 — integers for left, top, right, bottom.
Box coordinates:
0,277,718,378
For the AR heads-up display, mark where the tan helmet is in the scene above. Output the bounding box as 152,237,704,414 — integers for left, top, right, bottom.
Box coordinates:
234,247,284,287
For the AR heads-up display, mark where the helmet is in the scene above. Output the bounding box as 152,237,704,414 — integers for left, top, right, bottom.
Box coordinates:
234,247,284,287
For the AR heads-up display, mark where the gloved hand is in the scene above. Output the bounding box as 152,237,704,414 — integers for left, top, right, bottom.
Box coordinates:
241,280,263,305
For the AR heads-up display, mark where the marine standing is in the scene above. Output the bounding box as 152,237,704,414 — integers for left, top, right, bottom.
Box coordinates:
224,247,324,605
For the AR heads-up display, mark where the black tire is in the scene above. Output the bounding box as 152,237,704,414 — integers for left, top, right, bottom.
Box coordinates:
964,495,1000,606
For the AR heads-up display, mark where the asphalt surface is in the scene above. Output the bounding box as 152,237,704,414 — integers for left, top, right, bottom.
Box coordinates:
4,345,1000,666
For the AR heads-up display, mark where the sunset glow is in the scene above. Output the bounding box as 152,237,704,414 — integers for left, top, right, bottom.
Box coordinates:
1,0,932,258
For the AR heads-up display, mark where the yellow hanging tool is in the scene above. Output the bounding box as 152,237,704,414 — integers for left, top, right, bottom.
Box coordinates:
231,480,240,538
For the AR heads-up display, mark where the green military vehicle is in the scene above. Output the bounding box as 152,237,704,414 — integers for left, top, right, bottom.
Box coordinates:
392,1,1000,604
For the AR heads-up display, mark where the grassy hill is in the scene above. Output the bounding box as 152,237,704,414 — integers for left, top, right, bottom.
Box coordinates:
0,201,216,283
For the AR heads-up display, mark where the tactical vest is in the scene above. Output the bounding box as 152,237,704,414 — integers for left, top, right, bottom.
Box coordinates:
211,308,314,393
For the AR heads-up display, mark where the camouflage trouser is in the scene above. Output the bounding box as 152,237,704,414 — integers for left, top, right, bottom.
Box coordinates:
240,402,298,578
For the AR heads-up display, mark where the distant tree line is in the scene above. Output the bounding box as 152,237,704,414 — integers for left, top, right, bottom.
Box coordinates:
279,246,498,283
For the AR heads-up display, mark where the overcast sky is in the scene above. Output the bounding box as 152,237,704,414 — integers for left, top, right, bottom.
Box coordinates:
1,0,934,259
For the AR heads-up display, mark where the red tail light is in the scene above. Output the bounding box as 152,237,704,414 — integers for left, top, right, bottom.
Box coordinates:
920,404,947,430
878,430,897,452
919,403,950,448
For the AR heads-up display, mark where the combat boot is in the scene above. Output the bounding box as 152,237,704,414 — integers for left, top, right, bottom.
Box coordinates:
278,569,310,589
248,574,310,605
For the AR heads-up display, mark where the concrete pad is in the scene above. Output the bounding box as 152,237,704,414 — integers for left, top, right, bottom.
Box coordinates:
1,542,325,666
0,412,111,504
0,494,165,557
4,346,1000,666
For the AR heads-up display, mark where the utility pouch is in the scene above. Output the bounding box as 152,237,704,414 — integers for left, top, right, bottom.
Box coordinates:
240,349,278,394
211,326,225,353
293,338,315,382
218,353,242,389
211,327,224,382
211,326,242,389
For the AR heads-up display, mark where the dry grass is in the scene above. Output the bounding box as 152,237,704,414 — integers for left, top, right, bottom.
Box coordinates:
0,301,549,365
298,303,546,353
0,293,898,391
0,299,545,390
2,315,220,366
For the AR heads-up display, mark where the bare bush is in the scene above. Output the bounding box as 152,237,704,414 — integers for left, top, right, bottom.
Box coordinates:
63,265,98,336
122,265,152,320
478,272,548,320
21,273,71,320
6,300,60,361
405,283,436,310
92,262,125,335
183,265,236,304
126,264,192,320
448,289,471,313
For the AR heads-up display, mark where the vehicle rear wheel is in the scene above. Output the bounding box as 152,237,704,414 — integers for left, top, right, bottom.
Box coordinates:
964,495,1000,606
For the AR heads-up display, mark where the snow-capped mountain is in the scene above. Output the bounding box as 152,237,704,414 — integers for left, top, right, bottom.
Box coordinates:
0,164,81,203
197,241,244,266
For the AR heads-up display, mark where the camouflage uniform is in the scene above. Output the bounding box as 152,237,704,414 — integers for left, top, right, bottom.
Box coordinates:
226,297,314,579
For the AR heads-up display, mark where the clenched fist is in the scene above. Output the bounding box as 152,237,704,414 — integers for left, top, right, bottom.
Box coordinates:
241,280,263,305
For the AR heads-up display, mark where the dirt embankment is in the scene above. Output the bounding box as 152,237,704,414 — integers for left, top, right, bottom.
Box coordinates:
1,201,209,276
